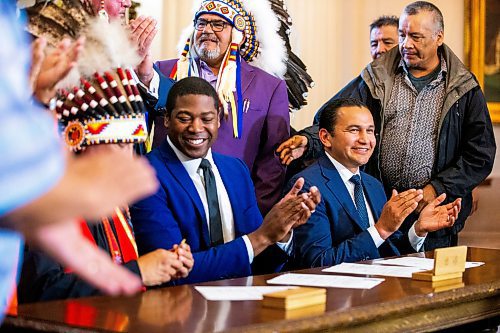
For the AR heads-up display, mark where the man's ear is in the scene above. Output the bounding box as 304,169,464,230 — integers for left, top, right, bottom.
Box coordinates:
163,114,170,129
319,128,332,148
436,30,444,46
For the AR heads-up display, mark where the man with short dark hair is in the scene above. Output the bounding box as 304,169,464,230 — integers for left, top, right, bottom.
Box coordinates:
131,77,320,284
135,0,290,216
277,1,495,251
370,15,399,60
287,98,460,268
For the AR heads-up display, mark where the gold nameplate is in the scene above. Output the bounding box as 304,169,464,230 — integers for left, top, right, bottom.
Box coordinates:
412,246,467,282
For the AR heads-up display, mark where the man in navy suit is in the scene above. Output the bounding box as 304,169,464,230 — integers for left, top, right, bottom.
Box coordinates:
130,77,320,284
287,98,461,269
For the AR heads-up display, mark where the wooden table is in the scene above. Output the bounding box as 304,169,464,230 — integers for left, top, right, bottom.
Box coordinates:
3,247,500,333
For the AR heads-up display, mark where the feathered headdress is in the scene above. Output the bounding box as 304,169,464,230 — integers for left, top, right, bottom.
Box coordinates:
21,0,148,151
269,0,314,112
173,0,313,138
172,0,288,139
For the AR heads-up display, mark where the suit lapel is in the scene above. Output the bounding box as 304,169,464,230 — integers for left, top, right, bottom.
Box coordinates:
158,141,211,247
361,174,384,221
319,157,367,231
240,60,255,96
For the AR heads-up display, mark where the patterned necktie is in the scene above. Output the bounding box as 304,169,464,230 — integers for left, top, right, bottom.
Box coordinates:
349,174,370,230
199,159,224,246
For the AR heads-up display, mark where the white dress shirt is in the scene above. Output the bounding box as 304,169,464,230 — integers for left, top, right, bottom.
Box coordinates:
325,152,425,251
134,69,160,98
167,138,292,263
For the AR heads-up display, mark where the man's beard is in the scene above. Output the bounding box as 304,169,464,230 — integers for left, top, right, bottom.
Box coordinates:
196,43,221,61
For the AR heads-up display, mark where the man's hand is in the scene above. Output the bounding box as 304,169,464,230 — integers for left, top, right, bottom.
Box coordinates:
415,184,437,214
280,177,321,229
32,37,85,104
28,221,142,296
414,194,461,237
137,249,185,286
129,16,158,87
247,177,320,255
29,37,46,94
276,135,308,165
375,189,423,240
173,242,194,279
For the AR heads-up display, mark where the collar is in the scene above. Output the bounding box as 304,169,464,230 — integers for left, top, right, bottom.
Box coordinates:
196,58,218,86
199,59,216,73
324,151,360,184
397,53,448,77
167,136,214,175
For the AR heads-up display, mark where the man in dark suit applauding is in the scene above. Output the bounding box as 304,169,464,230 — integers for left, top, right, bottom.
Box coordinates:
131,77,320,284
287,98,461,269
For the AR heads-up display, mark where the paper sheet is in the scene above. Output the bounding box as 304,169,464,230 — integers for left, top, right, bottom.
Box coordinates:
322,262,425,278
266,273,384,289
373,257,484,270
194,286,296,301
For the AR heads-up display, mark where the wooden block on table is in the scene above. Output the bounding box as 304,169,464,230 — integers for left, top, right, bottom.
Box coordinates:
262,287,326,310
412,270,463,281
432,279,465,293
412,246,467,282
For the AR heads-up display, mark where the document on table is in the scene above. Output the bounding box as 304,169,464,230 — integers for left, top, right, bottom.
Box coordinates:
322,262,426,278
194,286,296,301
266,273,384,289
373,257,484,270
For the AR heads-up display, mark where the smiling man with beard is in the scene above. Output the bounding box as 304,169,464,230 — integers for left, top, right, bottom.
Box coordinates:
135,0,290,217
130,77,320,284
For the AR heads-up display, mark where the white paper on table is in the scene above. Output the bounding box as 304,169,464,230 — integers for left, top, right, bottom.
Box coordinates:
194,286,296,301
322,262,426,278
372,257,484,270
266,273,384,289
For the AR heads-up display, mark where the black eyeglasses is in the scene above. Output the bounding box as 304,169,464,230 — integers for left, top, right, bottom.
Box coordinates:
194,19,229,32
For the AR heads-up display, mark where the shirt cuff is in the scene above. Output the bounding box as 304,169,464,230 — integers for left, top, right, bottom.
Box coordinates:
135,69,160,99
242,235,254,264
276,229,294,255
408,223,426,251
368,225,385,248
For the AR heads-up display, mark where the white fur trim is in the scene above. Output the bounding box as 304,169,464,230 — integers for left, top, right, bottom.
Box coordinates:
243,0,287,78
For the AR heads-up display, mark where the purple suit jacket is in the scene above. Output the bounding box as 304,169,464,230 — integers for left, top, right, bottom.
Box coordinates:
154,59,290,215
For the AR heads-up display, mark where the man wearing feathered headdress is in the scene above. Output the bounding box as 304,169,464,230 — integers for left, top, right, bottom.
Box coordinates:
135,0,290,215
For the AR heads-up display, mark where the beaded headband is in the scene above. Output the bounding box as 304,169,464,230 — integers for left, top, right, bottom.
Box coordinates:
57,68,147,151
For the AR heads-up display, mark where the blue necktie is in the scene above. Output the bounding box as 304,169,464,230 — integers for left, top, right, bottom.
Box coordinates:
199,159,224,247
350,175,370,230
